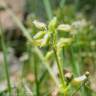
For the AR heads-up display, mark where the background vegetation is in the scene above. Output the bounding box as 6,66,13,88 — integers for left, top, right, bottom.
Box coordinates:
0,0,96,96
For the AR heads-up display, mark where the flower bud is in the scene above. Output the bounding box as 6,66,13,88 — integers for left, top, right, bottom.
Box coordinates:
33,31,46,39
45,51,53,60
33,20,46,30
48,17,57,31
57,38,72,48
41,33,50,47
32,39,42,46
57,24,71,32
71,73,89,86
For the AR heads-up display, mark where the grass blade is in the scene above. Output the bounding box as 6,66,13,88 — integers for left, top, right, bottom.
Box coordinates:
43,0,53,20
0,28,11,95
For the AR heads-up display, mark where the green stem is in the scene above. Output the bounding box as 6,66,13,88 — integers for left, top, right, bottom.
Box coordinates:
34,53,40,96
39,70,47,85
0,28,11,95
53,47,65,88
34,47,59,87
52,29,65,89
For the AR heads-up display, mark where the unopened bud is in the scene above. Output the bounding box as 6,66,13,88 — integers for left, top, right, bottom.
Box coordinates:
41,34,50,47
48,17,57,31
45,51,53,60
33,31,46,39
33,20,46,30
57,24,71,32
71,73,89,86
57,38,72,48
32,39,42,46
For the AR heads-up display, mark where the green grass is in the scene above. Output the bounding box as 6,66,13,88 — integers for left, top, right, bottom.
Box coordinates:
0,28,11,95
